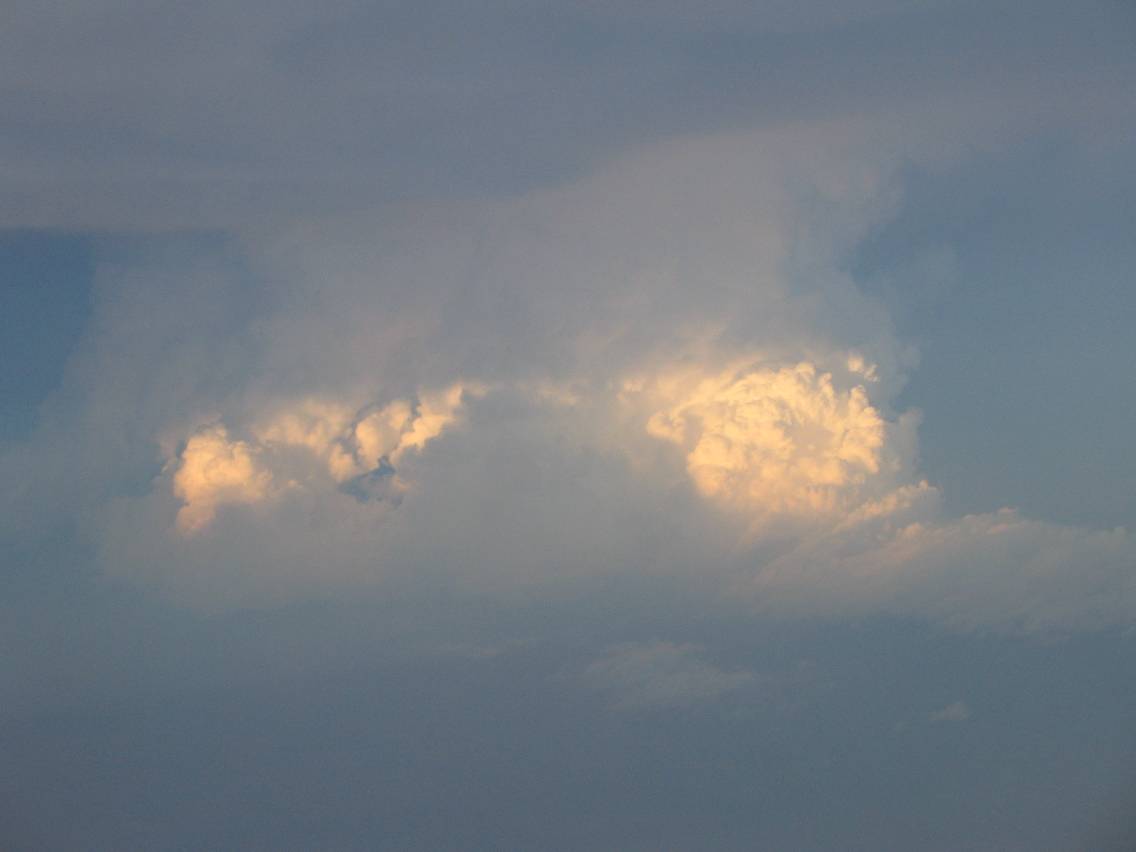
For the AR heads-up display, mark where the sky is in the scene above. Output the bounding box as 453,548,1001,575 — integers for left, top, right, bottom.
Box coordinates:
1,1,1135,849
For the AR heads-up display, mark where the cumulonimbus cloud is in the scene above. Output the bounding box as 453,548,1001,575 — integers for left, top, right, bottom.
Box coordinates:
7,120,1125,632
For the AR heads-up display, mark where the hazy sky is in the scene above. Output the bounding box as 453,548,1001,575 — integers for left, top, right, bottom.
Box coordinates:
2,2,1135,849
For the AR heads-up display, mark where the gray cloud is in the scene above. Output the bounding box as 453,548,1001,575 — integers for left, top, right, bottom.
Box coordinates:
580,641,755,710
929,700,970,722
0,0,1131,227
3,2,1135,640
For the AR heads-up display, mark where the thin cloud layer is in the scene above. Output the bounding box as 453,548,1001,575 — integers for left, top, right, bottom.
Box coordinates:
750,494,1136,633
1,0,1128,228
580,642,755,711
929,700,971,723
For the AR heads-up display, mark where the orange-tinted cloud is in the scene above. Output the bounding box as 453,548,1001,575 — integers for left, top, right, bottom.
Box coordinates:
172,426,273,535
636,359,892,522
172,383,479,534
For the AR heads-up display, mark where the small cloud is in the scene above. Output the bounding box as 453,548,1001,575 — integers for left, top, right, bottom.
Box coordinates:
929,700,971,723
580,641,754,711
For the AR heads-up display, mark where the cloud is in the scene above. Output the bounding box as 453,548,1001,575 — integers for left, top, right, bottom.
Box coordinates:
749,501,1136,633
251,385,478,482
635,359,896,523
1,0,1128,229
168,383,478,535
172,425,273,535
3,118,1132,633
929,700,970,723
580,642,755,711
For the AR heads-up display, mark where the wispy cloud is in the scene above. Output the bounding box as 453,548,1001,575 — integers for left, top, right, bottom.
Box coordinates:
580,642,755,711
929,701,971,723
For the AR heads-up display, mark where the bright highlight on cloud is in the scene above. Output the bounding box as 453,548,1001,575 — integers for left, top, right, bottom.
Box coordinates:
172,426,273,535
638,359,892,522
171,383,478,534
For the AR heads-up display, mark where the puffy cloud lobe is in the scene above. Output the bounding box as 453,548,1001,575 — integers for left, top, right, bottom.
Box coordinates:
380,384,472,463
172,383,477,534
638,359,895,522
172,426,272,535
252,399,360,483
254,383,477,481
